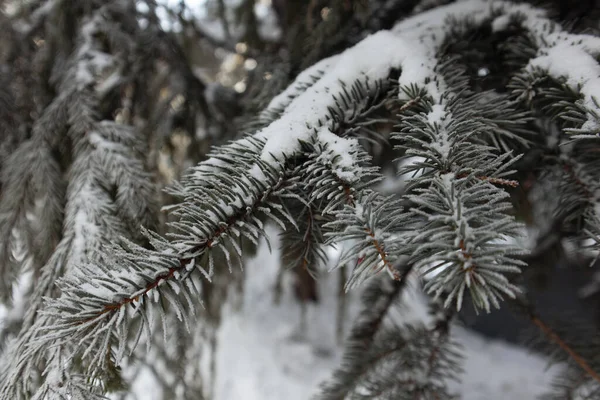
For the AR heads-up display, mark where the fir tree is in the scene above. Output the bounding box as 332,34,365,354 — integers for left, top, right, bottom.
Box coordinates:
0,0,600,399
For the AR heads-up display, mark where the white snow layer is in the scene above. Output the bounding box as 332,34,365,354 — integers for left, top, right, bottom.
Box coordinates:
487,1,600,132
257,30,434,170
207,230,559,400
255,1,503,176
254,0,600,181
195,0,600,189
529,43,600,132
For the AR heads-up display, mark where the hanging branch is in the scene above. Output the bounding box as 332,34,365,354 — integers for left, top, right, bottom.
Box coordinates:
316,275,462,400
0,4,158,398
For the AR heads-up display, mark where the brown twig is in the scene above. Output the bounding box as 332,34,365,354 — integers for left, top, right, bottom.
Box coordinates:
365,227,402,280
331,172,401,281
477,176,519,187
561,159,594,200
456,172,519,187
84,176,288,323
529,314,600,384
397,97,421,113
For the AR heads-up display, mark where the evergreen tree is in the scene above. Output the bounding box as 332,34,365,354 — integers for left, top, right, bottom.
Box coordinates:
0,0,599,398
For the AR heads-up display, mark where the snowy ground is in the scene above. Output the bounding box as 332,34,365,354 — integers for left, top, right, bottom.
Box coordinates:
213,229,560,400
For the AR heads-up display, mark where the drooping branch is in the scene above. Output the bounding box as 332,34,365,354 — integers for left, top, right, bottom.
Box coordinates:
316,275,461,400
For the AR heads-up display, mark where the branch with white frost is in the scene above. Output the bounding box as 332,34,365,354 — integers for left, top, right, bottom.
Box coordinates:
18,1,600,394
0,8,157,399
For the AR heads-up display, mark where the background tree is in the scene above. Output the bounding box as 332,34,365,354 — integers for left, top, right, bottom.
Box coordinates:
0,0,600,399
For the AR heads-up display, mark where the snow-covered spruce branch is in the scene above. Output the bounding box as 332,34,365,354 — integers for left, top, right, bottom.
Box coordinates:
42,0,504,339
325,191,405,289
501,3,600,253
324,1,540,312
0,99,66,304
324,0,600,313
43,133,380,367
394,71,530,311
247,65,326,131
29,23,424,385
0,107,151,397
328,85,527,311
12,0,600,394
0,7,157,399
276,136,386,306
37,139,297,359
299,131,411,289
272,78,400,296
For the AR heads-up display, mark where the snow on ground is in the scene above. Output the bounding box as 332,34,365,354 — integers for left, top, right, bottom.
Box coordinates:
453,327,559,400
213,227,560,400
214,236,358,400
